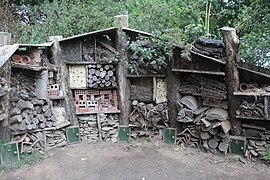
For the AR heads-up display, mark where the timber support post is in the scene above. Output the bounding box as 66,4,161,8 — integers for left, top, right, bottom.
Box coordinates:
0,32,12,140
114,15,130,125
221,27,241,135
167,48,181,128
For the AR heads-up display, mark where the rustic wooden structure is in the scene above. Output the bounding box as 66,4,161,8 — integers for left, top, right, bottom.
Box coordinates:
1,16,270,158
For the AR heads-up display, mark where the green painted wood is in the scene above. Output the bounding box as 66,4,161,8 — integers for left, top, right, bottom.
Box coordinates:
66,126,81,144
164,128,176,144
118,126,130,142
1,142,19,165
230,136,246,155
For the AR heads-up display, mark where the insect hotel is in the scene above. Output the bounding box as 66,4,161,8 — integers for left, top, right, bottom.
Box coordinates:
0,16,269,164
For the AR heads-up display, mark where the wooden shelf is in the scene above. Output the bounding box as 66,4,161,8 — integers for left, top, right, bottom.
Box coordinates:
70,87,117,90
65,61,117,65
126,74,166,78
235,116,266,121
11,62,45,71
49,96,65,100
172,68,225,76
76,110,121,115
233,91,270,96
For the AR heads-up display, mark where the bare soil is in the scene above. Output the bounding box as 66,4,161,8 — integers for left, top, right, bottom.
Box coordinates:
1,140,269,180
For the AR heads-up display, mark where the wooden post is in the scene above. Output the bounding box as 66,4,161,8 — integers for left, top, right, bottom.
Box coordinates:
221,27,241,135
48,36,78,125
0,32,12,140
167,47,181,128
114,15,130,125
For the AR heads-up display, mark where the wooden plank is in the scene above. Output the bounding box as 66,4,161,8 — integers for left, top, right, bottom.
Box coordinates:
11,62,44,71
0,44,19,68
235,116,266,121
126,74,166,78
190,50,226,64
172,68,225,76
58,27,117,42
65,61,117,65
233,91,270,96
122,27,153,37
237,66,270,79
49,96,66,100
75,110,121,115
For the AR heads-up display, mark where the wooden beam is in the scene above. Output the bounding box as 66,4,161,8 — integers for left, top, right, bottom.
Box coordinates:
172,69,225,76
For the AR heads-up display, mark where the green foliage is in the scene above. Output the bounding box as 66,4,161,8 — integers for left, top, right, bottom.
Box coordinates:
127,33,172,73
260,146,270,163
0,0,269,66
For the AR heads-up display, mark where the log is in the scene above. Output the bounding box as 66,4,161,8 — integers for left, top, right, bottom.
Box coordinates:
209,148,218,154
105,81,111,87
32,117,39,125
16,99,29,110
39,123,46,129
200,132,211,140
208,139,218,149
37,114,45,122
10,108,21,116
155,104,164,112
18,120,26,131
218,142,229,152
108,70,114,76
209,128,219,135
132,100,139,106
10,115,23,124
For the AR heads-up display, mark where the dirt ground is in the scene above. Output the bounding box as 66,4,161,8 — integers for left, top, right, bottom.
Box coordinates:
1,140,270,180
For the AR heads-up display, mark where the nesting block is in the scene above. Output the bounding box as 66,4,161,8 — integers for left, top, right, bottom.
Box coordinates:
74,89,118,113
69,65,87,88
1,142,20,165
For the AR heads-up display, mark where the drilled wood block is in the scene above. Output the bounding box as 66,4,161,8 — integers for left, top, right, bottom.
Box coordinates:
69,65,87,88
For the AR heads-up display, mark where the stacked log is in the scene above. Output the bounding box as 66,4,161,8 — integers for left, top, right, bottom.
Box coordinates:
245,139,268,159
179,74,226,99
130,125,159,139
12,132,45,153
236,99,264,118
9,74,56,133
99,113,119,143
130,100,169,128
201,126,230,154
45,130,67,150
78,115,99,143
87,64,117,88
176,95,230,154
0,76,10,122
